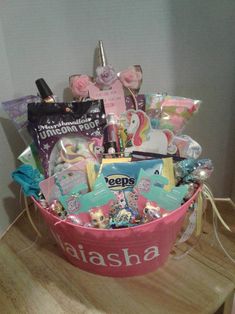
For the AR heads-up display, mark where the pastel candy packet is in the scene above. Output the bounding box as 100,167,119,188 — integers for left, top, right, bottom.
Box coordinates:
145,94,201,135
27,100,106,177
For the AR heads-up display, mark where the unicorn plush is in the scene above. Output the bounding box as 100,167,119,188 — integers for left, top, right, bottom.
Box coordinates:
124,110,176,155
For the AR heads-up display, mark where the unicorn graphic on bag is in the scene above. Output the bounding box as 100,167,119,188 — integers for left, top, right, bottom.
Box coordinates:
124,110,176,155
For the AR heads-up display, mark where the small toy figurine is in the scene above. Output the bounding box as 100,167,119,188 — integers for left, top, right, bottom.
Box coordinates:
115,208,132,224
109,206,140,228
50,200,67,219
114,191,127,209
109,208,132,228
143,201,162,222
90,208,109,229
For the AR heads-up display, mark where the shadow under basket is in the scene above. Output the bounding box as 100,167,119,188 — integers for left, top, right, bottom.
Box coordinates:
33,188,200,277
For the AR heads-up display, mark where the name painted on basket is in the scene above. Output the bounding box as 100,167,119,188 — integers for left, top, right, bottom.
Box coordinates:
51,229,160,267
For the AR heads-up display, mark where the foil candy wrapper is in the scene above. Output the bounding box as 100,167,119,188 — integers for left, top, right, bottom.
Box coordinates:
184,182,199,200
143,202,162,222
174,135,202,159
66,214,83,225
175,158,213,183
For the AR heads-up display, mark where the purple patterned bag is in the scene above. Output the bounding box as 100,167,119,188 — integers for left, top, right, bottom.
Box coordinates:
28,100,106,177
1,95,39,144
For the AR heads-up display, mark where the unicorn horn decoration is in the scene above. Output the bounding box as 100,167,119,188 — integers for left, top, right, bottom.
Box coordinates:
97,40,108,67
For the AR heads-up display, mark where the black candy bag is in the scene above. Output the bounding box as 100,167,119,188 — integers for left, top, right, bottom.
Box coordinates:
28,100,106,177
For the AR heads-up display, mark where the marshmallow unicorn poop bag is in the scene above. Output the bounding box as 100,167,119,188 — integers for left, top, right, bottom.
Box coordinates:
124,110,176,155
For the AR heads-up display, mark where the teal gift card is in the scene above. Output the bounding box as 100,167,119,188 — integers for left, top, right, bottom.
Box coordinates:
60,174,116,214
136,169,188,210
59,183,88,213
136,168,168,188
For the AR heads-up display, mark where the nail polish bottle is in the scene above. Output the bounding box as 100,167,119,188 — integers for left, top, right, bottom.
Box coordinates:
35,78,56,103
103,113,120,157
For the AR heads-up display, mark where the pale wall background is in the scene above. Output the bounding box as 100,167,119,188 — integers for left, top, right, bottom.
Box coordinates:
0,0,234,236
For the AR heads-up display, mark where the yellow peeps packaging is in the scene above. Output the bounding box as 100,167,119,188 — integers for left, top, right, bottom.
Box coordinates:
162,157,175,191
86,161,99,190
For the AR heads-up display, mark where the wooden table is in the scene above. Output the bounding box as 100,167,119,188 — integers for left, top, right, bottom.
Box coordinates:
0,201,234,314
176,199,235,314
188,200,235,283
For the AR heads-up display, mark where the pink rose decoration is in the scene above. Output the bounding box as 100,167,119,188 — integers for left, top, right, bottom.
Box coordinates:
119,66,142,90
96,65,117,87
69,75,93,98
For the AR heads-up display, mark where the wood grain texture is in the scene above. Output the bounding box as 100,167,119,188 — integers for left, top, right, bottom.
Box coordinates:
177,200,235,284
0,204,234,314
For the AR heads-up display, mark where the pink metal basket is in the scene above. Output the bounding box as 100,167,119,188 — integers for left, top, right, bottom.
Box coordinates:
34,188,200,277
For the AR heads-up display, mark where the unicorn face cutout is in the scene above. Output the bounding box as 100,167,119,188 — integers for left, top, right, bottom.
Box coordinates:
127,112,140,135
124,109,176,155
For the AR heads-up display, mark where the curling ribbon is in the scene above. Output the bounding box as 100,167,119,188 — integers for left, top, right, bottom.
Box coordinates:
177,210,196,244
202,184,231,232
24,194,42,237
195,192,203,236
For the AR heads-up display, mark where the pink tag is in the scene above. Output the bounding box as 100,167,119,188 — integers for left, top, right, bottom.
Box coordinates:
88,80,126,117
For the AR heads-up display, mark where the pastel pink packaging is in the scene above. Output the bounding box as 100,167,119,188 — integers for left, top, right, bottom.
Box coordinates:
89,80,126,117
33,187,200,277
145,94,201,135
